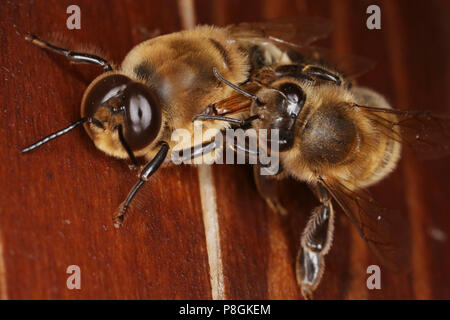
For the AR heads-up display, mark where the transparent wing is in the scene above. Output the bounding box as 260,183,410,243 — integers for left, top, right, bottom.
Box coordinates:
357,105,450,159
298,46,375,79
320,103,450,267
320,177,410,272
227,19,373,79
226,17,332,47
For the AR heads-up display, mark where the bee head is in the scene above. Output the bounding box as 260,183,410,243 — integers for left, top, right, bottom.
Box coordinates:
81,73,162,158
251,80,306,151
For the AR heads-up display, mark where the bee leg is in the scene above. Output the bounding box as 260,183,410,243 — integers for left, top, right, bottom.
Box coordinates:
172,139,220,163
301,65,342,86
296,183,334,299
274,63,342,86
192,114,258,126
253,165,288,216
173,127,260,164
227,137,286,215
113,142,169,228
117,125,139,169
25,34,112,72
273,64,314,83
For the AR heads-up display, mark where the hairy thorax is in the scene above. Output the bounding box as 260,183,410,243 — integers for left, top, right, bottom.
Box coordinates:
120,26,251,157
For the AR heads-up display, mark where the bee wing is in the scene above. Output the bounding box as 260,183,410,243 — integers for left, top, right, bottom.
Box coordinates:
226,17,332,47
227,19,373,79
357,105,450,159
319,177,410,272
297,45,376,79
209,92,252,116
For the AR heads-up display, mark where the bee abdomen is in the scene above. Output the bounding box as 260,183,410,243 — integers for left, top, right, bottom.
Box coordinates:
360,129,401,187
350,86,402,187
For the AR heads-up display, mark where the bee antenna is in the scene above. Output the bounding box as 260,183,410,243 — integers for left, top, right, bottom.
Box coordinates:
21,117,98,153
213,67,264,105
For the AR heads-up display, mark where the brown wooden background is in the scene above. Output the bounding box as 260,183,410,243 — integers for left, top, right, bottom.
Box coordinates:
0,0,449,299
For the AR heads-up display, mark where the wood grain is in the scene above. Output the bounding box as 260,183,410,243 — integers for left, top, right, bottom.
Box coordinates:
0,0,449,299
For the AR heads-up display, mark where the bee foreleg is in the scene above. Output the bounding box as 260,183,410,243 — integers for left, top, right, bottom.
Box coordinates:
173,139,220,163
117,124,139,169
192,114,258,126
113,142,169,228
297,184,335,299
25,34,113,72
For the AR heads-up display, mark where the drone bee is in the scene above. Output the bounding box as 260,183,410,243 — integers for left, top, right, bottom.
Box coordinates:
23,19,448,299
21,21,332,227
195,59,450,298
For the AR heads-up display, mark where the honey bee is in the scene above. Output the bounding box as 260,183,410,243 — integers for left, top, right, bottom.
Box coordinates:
195,59,450,298
22,19,448,299
21,20,329,228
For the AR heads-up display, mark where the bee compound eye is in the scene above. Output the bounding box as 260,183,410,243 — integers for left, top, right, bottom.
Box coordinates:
123,82,162,150
81,74,162,151
278,82,306,121
82,74,131,119
279,82,306,106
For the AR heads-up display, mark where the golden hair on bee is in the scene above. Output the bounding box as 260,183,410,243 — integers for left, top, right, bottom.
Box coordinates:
196,62,449,299
23,20,449,299
22,23,302,227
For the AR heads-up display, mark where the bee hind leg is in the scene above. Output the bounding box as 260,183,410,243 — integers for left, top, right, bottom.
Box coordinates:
296,183,335,299
25,34,112,72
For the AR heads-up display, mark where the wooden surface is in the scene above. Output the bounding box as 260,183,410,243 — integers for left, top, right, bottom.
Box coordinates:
0,0,449,299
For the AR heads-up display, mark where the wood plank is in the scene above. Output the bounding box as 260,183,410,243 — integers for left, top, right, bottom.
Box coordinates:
0,0,449,300
0,0,211,299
